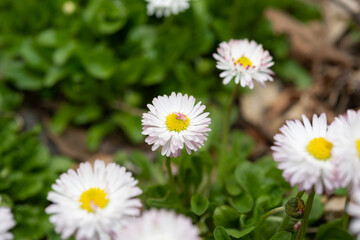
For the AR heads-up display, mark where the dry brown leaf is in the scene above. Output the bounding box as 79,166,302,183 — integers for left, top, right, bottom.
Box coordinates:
265,8,353,66
321,0,359,43
45,122,93,161
324,196,346,220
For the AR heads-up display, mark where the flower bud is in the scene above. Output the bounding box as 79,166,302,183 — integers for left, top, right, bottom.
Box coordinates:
294,221,301,232
285,198,305,219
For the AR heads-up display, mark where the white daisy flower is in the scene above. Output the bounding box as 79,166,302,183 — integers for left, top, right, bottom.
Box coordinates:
271,113,338,195
46,160,142,240
0,198,15,240
213,39,274,89
328,109,360,192
117,209,201,240
145,0,190,18
142,92,211,158
347,191,360,239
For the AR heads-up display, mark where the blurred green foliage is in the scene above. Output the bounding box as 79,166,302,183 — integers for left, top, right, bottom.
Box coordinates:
0,0,320,148
0,115,73,239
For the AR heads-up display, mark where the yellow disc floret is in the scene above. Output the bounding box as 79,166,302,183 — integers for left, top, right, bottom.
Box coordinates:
166,112,190,132
307,137,333,161
79,188,109,212
356,139,360,158
234,56,253,69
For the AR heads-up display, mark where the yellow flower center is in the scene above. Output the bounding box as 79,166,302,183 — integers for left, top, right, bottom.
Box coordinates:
306,137,333,161
79,188,109,212
234,56,253,69
356,139,360,158
166,112,190,132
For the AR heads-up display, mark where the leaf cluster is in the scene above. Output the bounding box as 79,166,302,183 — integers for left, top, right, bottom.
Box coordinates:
0,0,320,148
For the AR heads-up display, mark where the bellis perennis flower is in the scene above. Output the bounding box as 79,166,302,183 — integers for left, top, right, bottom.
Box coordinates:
142,92,211,158
145,0,190,18
46,160,142,240
328,109,360,192
213,39,274,89
117,209,201,240
271,113,338,195
0,198,15,240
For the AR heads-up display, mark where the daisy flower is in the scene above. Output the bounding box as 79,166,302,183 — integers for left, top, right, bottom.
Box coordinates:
117,209,201,240
271,113,338,195
46,160,142,240
142,92,211,158
328,109,360,192
213,39,274,89
145,0,190,18
347,191,360,239
0,198,15,240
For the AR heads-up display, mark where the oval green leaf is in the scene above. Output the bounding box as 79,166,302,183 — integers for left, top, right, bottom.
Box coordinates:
191,194,209,216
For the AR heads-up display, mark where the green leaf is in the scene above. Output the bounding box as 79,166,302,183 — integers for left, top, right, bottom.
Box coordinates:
308,194,324,223
0,85,23,111
117,57,147,85
274,60,312,89
19,39,49,70
270,231,292,240
87,122,115,151
178,155,203,188
262,184,283,209
146,189,182,210
36,29,68,47
77,45,117,80
226,226,255,238
229,193,254,213
111,112,143,143
97,0,127,34
214,226,231,240
213,205,239,228
44,66,67,87
235,162,263,198
11,175,44,200
225,172,242,196
315,220,353,240
191,194,209,216
73,104,102,125
53,41,76,66
141,63,166,86
129,151,154,179
0,194,13,208
50,104,75,134
2,60,43,90
83,0,127,34
14,205,52,239
231,130,254,160
49,156,74,173
333,188,348,196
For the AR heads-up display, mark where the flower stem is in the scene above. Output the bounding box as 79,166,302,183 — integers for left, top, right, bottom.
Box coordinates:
165,157,174,186
342,194,350,229
277,191,305,232
296,189,315,240
255,206,285,240
217,84,239,185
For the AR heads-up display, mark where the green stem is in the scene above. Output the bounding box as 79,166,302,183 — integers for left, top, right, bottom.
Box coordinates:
277,191,305,232
255,206,285,240
217,85,239,185
342,194,350,229
165,157,174,186
296,189,315,240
